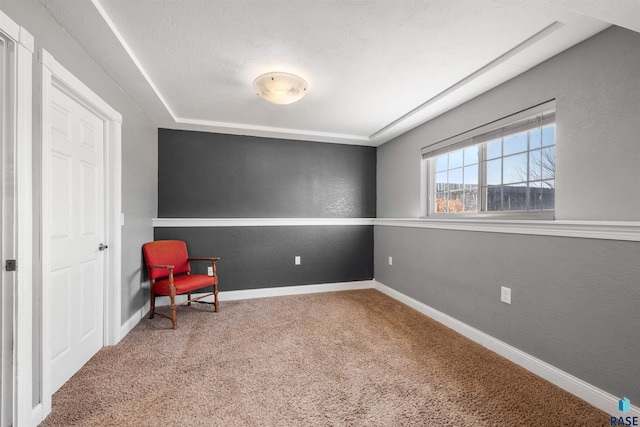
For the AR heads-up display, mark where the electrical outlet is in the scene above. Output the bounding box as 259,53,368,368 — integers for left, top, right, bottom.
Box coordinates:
207,266,213,276
501,286,511,304
388,256,393,266
295,256,301,265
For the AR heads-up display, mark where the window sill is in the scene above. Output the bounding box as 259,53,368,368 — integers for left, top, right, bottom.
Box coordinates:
374,218,640,241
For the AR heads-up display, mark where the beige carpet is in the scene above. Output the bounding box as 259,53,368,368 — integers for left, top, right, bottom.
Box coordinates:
41,289,607,426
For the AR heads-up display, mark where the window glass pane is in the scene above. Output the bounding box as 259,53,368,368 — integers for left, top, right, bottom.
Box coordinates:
463,189,478,213
486,139,502,159
529,149,542,181
503,132,528,156
529,128,542,149
530,181,555,210
463,164,478,187
541,146,555,180
449,149,463,169
502,183,527,211
429,112,554,216
436,193,448,213
485,158,501,186
484,186,502,211
542,125,555,147
449,167,463,190
435,171,448,192
464,146,478,165
503,153,527,184
449,191,463,213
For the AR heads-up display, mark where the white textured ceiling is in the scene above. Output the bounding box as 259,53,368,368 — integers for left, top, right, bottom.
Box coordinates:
40,0,631,146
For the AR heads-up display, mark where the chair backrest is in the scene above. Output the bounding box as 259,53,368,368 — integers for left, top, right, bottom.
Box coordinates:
142,240,191,280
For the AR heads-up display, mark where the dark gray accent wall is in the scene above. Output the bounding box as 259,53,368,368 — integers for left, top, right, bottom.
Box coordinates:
155,226,374,290
375,27,640,403
156,130,376,291
158,129,376,218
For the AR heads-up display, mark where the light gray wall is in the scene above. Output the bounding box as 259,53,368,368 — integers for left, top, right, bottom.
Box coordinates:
375,26,640,403
0,0,157,405
378,26,640,221
375,226,640,402
374,27,640,401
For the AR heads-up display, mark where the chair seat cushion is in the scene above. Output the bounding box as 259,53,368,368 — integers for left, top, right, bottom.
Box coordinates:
153,274,215,296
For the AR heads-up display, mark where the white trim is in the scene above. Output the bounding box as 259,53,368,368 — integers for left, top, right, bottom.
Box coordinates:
375,218,640,242
152,217,640,241
373,280,640,417
121,277,638,417
31,403,42,427
120,281,375,338
152,217,375,227
0,9,18,42
14,26,33,427
153,280,375,307
39,48,122,422
0,9,33,426
175,117,371,146
120,302,149,339
90,0,174,120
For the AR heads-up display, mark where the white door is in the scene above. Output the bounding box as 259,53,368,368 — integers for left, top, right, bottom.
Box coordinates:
48,84,105,392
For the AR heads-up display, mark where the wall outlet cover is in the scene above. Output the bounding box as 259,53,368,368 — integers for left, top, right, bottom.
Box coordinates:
501,286,511,304
207,266,213,276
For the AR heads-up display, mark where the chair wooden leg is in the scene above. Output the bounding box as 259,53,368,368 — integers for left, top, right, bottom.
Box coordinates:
214,282,219,313
170,286,177,329
187,291,191,306
149,287,155,319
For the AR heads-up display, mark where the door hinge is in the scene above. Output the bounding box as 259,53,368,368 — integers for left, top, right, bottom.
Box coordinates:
5,259,16,271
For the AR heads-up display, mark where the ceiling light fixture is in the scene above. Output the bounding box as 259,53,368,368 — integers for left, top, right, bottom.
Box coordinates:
253,72,308,105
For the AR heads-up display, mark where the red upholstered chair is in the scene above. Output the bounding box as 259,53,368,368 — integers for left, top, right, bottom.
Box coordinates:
142,240,220,329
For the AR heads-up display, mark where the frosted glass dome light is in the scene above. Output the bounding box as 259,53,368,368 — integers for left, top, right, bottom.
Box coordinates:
253,72,308,105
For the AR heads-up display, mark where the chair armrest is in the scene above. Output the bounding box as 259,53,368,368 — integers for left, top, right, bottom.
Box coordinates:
187,257,220,262
149,264,175,270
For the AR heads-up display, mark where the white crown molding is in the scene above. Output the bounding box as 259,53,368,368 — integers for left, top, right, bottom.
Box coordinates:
174,117,372,146
368,22,564,143
89,0,609,146
90,0,176,120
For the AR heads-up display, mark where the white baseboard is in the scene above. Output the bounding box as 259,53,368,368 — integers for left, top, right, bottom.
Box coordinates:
117,278,638,418
119,300,151,341
153,280,375,306
119,281,376,338
31,403,42,427
373,280,640,417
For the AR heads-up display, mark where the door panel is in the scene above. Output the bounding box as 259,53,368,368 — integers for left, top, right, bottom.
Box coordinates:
49,85,105,393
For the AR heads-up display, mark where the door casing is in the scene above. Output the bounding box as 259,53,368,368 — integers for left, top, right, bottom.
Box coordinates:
38,47,122,422
0,8,33,427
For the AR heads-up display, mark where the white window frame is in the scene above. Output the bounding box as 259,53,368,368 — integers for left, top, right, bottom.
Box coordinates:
421,100,556,219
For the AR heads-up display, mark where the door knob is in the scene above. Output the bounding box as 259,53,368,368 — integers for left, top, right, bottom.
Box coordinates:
98,243,108,251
